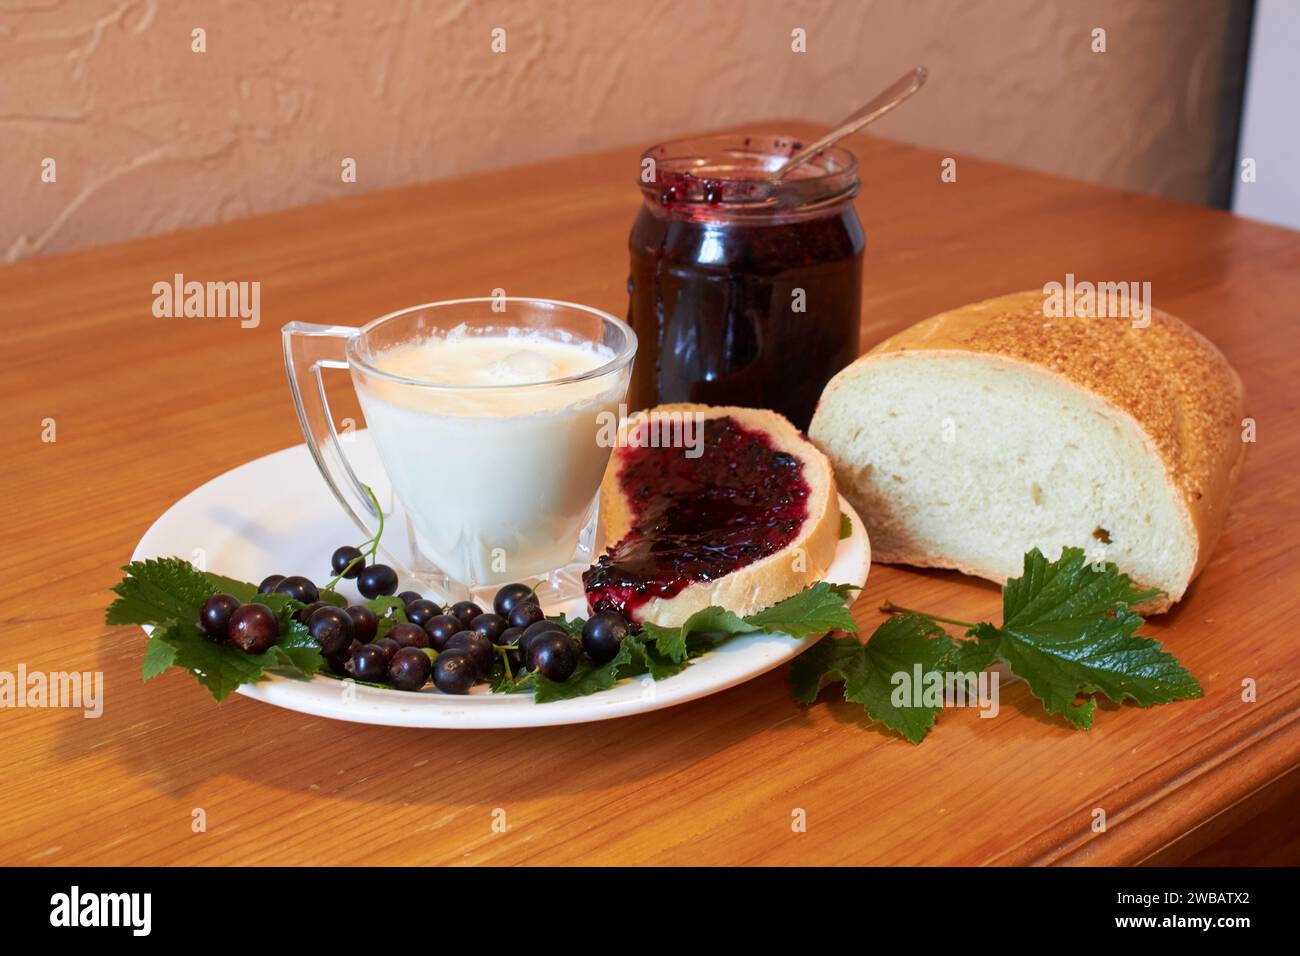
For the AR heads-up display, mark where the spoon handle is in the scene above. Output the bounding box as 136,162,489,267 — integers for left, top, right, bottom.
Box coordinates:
773,66,928,179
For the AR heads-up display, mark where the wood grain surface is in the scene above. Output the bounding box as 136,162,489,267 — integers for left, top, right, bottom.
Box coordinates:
2,123,1297,866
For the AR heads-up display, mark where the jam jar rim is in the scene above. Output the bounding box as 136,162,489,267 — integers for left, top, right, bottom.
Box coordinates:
638,132,860,221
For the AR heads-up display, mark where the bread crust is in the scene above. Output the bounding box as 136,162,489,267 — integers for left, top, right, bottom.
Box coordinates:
597,404,841,626
813,289,1248,611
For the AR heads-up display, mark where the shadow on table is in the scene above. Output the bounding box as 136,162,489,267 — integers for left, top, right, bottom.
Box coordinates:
61,577,1046,803
50,625,802,812
51,560,1160,827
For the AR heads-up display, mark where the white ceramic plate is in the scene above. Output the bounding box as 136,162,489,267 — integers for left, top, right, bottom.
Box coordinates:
131,432,871,728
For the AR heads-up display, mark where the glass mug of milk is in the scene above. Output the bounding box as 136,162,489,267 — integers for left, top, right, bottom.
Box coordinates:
282,298,636,602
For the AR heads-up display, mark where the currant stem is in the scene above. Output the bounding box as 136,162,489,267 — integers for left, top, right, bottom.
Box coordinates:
323,484,385,593
879,600,978,630
363,484,384,559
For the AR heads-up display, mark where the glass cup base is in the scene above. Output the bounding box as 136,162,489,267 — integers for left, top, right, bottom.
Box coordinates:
403,559,591,610
398,504,601,610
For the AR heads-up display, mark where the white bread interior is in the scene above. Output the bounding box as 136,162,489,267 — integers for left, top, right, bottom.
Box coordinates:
808,290,1247,613
599,404,841,626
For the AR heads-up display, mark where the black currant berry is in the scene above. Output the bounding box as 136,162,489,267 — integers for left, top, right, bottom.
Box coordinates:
357,564,398,599
498,626,526,672
398,590,423,608
345,605,378,643
348,644,390,683
199,593,240,641
470,612,509,645
493,582,536,619
273,575,320,604
507,601,545,630
519,620,565,662
330,545,365,580
528,633,579,682
433,650,477,694
582,610,631,664
389,647,432,691
448,601,483,627
389,622,429,649
405,599,442,628
445,630,494,676
295,600,328,625
423,614,461,651
308,606,354,658
373,637,401,661
257,574,285,595
324,651,351,677
228,603,279,654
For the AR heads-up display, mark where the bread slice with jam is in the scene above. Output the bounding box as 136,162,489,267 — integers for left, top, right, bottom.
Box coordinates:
584,404,841,626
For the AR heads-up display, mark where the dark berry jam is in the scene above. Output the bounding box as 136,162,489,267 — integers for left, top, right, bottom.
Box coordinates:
583,416,810,620
627,134,865,431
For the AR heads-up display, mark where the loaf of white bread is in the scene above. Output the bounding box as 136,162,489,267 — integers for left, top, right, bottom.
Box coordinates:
808,290,1247,612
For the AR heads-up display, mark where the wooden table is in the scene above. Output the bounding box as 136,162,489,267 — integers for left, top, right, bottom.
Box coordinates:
3,123,1297,866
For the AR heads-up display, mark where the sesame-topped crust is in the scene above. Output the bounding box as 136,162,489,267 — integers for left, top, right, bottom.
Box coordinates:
852,289,1248,581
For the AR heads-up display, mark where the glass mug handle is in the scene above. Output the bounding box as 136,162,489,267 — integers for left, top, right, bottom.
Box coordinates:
281,321,381,542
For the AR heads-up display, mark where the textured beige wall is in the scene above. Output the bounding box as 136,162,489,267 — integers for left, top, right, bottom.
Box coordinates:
1,0,1248,262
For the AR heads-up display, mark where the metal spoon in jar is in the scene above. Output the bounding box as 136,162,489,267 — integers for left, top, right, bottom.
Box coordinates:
772,66,928,180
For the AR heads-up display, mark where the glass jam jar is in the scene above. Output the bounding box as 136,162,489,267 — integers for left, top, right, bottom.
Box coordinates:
626,133,865,431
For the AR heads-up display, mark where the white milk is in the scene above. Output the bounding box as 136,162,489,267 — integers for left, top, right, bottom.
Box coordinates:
355,328,625,587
